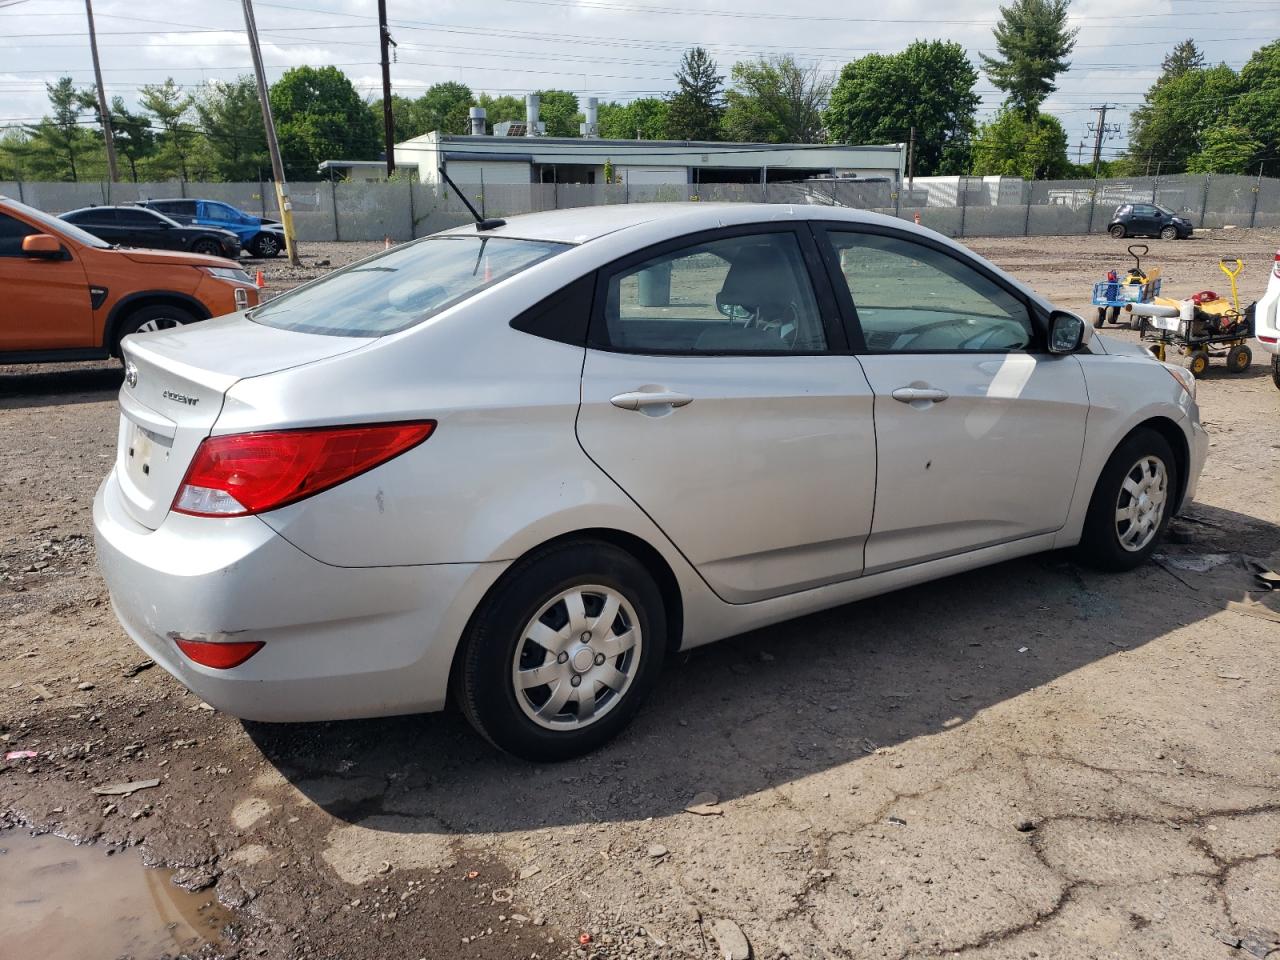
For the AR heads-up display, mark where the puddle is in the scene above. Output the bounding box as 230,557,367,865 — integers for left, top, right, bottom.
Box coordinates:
0,831,232,960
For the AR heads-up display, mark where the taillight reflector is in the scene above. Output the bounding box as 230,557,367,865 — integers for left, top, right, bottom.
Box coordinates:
1260,336,1278,344
1274,250,1279,278
173,420,435,517
174,637,264,669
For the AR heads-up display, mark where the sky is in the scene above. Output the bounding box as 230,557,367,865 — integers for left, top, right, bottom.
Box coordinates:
1,0,1278,159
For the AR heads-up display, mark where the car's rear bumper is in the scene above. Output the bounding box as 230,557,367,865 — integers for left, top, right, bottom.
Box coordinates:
93,469,506,721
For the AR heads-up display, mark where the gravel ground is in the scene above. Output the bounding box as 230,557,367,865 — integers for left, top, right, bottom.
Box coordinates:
2,228,1279,960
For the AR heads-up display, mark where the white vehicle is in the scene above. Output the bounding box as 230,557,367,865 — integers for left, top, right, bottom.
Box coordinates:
93,204,1208,760
1256,248,1280,389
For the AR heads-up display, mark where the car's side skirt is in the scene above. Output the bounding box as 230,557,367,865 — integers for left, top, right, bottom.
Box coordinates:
0,347,110,364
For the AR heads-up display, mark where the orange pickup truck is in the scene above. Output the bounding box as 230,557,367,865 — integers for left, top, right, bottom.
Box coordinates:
1,195,259,363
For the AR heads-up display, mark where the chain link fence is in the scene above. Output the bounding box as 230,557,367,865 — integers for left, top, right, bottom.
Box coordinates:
3,173,1276,243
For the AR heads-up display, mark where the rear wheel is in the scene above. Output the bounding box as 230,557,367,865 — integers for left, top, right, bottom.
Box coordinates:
191,238,222,257
1094,307,1107,328
1077,429,1178,571
251,233,282,258
453,540,667,761
1106,306,1121,325
1188,350,1210,378
1159,225,1178,241
1273,356,1280,390
114,304,198,354
1226,343,1252,374
1109,224,1126,239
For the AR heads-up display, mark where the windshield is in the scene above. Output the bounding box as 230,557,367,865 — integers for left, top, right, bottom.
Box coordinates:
11,201,111,249
1156,205,1176,217
249,235,570,337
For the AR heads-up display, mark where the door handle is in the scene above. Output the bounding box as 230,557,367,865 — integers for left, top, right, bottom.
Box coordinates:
891,386,949,403
610,390,694,411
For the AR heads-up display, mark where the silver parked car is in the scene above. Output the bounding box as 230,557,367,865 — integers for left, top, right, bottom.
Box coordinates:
94,204,1207,760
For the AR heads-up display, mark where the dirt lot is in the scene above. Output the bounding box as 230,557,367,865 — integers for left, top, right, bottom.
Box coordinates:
3,229,1279,960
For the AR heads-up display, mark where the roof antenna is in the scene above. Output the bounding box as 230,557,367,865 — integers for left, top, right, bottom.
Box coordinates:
438,166,506,231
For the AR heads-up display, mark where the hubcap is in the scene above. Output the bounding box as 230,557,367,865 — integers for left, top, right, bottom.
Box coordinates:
511,585,641,731
135,317,179,334
1115,456,1168,552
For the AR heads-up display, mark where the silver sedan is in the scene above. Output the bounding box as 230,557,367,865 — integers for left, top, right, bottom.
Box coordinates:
93,203,1207,760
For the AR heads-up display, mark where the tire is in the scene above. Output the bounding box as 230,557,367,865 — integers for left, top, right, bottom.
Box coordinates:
114,303,199,354
191,238,223,257
1226,344,1251,374
1188,350,1210,378
251,233,282,258
1109,224,1126,239
1273,356,1280,390
453,540,667,761
1077,428,1178,572
1159,225,1178,241
1094,307,1106,328
1106,306,1121,325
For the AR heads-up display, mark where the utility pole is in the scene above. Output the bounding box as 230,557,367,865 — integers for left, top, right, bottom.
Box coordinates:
84,0,119,184
906,126,915,194
1087,104,1120,178
240,0,300,266
377,0,396,176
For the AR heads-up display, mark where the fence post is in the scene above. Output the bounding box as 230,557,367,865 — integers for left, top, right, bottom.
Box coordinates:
958,177,967,238
259,181,267,219
179,179,186,199
407,178,416,239
1086,179,1098,234
1250,169,1263,229
1200,175,1211,225
625,171,630,205
1022,181,1031,237
15,178,23,204
331,180,340,242
479,169,486,219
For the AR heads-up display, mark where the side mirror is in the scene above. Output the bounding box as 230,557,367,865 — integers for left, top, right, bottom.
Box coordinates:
1048,310,1086,354
22,234,63,259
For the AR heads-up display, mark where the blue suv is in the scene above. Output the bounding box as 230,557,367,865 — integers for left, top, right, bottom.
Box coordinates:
139,198,286,258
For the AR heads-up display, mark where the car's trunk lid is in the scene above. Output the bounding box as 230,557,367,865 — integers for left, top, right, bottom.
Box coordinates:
115,316,367,529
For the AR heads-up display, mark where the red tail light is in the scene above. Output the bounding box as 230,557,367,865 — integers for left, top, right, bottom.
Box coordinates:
174,637,264,669
1274,250,1280,279
173,421,435,517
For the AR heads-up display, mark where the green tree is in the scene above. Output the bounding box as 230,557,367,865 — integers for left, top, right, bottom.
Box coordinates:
971,107,1070,179
22,77,97,181
473,93,526,132
1161,39,1205,82
420,82,474,136
109,97,156,182
270,66,381,180
825,40,979,176
139,78,195,180
379,94,419,142
665,47,723,140
194,78,267,181
1228,40,1280,176
1188,122,1263,174
722,55,831,143
1127,63,1240,174
980,0,1078,118
533,90,580,137
0,128,31,180
597,98,669,140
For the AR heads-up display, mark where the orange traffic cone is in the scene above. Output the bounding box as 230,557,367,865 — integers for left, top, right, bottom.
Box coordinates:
255,270,266,289
913,212,921,225
384,235,392,249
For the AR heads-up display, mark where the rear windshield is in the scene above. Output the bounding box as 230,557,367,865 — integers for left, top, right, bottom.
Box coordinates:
249,235,570,337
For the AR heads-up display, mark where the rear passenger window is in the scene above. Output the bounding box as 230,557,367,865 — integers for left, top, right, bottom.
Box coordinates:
0,213,37,257
596,231,828,354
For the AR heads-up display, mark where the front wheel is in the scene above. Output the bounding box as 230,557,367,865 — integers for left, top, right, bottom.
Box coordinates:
1188,350,1210,378
453,541,667,761
1159,225,1178,241
251,233,282,258
114,303,198,353
1109,224,1126,239
1272,356,1280,390
1094,307,1106,328
191,238,223,256
1077,429,1178,571
1106,306,1121,325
